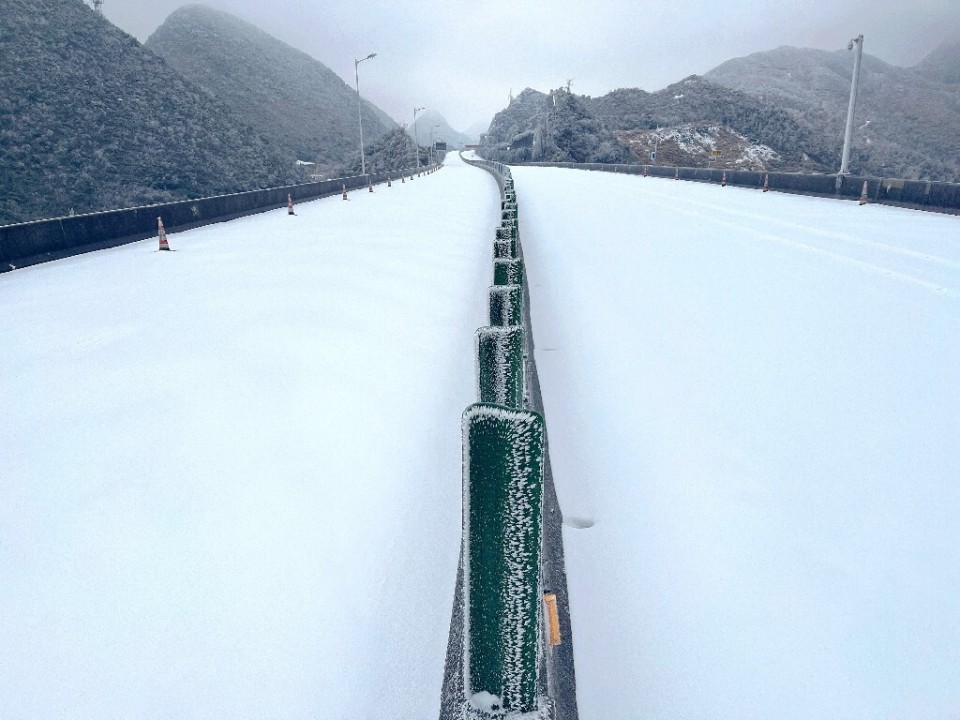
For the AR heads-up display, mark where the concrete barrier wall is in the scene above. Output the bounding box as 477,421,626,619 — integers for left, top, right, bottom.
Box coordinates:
0,165,435,272
519,162,960,216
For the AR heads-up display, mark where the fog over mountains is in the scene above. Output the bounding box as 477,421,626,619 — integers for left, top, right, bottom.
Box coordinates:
144,5,396,170
406,109,473,150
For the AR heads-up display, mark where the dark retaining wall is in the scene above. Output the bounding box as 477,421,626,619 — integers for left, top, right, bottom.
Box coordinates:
0,165,434,272
519,162,960,217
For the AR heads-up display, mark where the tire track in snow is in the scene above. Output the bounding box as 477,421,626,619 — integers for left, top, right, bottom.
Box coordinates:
638,194,960,300
640,183,960,273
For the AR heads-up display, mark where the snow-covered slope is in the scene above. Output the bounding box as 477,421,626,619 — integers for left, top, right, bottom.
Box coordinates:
515,166,960,719
0,155,499,719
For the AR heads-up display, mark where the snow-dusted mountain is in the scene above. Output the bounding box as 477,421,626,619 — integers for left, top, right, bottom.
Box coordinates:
0,0,296,225
406,109,472,149
705,41,960,180
145,5,397,169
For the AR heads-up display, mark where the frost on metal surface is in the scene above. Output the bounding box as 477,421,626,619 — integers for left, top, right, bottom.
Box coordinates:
494,238,518,260
461,404,545,716
489,285,523,327
496,224,518,241
493,258,524,287
476,326,525,408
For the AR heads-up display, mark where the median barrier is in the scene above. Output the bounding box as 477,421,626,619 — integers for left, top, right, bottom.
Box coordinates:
489,285,523,327
461,403,545,718
494,258,524,286
476,326,525,408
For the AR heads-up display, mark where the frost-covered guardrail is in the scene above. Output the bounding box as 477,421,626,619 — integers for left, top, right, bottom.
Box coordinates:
0,163,439,272
517,161,960,216
450,157,553,719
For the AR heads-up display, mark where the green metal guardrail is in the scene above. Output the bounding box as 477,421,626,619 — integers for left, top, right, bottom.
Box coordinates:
489,285,523,327
494,258,525,287
462,403,545,717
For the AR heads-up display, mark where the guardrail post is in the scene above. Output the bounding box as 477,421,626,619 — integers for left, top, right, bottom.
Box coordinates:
476,326,525,408
494,235,518,259
494,258,524,287
462,403,545,718
489,285,523,327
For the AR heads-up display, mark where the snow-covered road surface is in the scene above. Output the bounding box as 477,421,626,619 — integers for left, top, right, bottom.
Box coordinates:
515,166,960,720
1,155,499,719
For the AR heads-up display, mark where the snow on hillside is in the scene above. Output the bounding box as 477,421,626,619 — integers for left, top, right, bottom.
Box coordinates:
620,124,780,169
0,155,499,720
515,166,960,719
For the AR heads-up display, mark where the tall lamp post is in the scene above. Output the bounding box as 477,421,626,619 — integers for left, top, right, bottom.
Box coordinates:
839,34,864,178
413,106,425,172
354,52,377,175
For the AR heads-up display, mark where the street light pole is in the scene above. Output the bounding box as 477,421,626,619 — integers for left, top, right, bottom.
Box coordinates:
839,34,864,177
354,52,377,175
413,106,424,172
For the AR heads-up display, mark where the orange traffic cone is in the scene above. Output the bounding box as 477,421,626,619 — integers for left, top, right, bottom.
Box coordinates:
342,185,348,200
675,167,679,180
157,216,171,251
763,174,770,192
287,194,295,215
643,166,648,177
388,177,392,188
721,171,727,187
401,175,405,183
368,181,373,193
859,180,869,205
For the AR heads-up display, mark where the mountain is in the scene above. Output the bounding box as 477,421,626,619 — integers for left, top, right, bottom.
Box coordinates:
705,43,960,180
145,4,396,170
479,80,830,171
407,109,471,149
463,120,490,145
0,0,297,226
914,35,960,85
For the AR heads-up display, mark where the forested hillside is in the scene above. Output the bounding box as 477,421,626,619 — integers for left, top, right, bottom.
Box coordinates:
705,43,960,180
479,79,831,171
0,0,297,225
145,5,396,171
480,37,960,180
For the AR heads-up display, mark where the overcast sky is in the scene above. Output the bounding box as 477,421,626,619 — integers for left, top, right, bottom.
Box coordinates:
101,0,960,132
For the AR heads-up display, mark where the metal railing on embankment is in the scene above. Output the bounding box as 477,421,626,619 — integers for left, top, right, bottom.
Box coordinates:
0,164,439,272
438,153,577,720
516,161,960,216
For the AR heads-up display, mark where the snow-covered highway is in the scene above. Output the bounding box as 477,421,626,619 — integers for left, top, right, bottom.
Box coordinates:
3,154,959,720
0,156,498,719
515,166,960,720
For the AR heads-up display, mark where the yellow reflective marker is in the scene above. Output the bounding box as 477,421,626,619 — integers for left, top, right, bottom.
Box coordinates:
543,593,561,646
